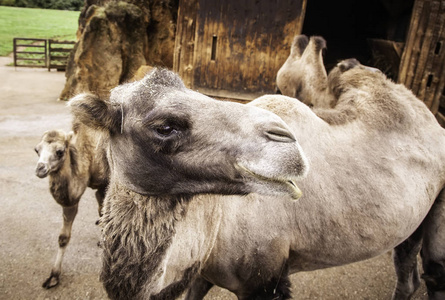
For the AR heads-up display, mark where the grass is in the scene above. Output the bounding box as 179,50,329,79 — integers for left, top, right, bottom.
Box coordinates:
0,6,80,56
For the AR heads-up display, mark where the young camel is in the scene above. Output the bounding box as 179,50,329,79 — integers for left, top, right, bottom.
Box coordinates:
34,123,109,288
71,67,445,300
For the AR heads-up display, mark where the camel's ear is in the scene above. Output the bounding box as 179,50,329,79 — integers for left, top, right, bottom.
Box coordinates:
290,35,309,58
338,58,360,72
65,131,74,145
69,93,121,134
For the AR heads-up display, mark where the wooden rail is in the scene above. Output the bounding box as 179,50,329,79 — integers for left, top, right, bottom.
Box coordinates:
48,39,75,71
13,38,75,71
13,38,47,68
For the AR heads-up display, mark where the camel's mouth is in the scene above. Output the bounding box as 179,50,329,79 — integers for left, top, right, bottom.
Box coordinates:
236,163,303,200
36,170,49,178
286,180,303,200
35,164,49,178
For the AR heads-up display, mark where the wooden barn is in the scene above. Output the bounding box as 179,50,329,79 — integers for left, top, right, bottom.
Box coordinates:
398,0,445,126
173,0,306,101
173,0,445,123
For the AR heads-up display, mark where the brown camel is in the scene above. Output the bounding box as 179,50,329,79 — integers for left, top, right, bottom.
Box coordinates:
71,66,445,300
34,123,109,288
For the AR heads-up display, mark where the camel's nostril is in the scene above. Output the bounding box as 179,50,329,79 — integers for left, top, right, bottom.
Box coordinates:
265,126,296,143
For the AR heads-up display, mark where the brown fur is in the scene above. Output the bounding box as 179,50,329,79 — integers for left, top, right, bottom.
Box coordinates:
35,124,109,288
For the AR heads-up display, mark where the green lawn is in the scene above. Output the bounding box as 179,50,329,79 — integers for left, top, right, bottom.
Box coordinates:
0,6,79,56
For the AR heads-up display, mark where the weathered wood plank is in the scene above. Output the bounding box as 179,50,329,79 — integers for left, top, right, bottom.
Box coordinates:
398,0,425,85
427,0,445,113
175,0,306,100
399,0,445,120
173,0,198,88
413,0,440,100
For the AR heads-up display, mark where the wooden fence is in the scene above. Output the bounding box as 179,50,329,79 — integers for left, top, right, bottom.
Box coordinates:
13,38,47,68
13,38,75,71
47,39,75,71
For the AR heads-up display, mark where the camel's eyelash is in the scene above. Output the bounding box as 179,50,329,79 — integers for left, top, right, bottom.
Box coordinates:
142,112,190,131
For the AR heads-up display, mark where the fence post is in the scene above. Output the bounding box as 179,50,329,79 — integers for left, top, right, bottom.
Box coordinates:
45,39,48,70
47,39,50,71
13,38,17,68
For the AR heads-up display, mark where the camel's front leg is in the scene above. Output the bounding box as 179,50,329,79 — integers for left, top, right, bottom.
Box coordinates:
184,276,214,300
42,204,78,289
95,187,106,217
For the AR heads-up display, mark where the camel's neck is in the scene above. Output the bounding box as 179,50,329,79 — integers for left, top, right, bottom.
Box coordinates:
310,87,336,109
48,145,80,205
100,182,196,300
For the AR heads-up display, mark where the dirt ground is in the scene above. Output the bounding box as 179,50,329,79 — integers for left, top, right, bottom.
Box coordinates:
0,56,428,300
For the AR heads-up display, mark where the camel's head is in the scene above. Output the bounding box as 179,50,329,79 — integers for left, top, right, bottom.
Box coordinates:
277,35,333,108
34,130,73,178
70,68,308,199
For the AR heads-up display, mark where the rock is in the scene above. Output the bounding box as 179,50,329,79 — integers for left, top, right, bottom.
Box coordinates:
59,0,178,100
131,65,155,81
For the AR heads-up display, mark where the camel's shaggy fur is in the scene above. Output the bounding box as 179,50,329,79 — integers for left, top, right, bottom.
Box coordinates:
34,123,109,288
71,66,445,300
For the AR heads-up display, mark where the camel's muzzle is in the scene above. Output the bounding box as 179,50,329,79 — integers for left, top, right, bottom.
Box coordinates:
36,163,49,178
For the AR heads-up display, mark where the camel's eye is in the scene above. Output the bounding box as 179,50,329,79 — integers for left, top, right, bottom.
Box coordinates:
34,147,40,156
155,125,177,137
56,149,65,158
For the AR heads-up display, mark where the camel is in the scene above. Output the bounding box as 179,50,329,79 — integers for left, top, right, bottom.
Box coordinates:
69,68,308,299
70,66,445,300
276,35,383,110
34,124,109,288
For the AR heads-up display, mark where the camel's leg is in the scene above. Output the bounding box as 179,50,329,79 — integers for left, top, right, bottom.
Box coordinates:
391,225,423,300
184,277,214,300
42,204,78,289
241,275,292,300
95,187,106,217
421,189,445,300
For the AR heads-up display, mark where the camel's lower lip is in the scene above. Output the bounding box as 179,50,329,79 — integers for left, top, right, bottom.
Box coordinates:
236,163,303,200
36,170,49,178
287,180,303,200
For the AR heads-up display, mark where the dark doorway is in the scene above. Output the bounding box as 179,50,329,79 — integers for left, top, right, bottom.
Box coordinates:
302,0,414,75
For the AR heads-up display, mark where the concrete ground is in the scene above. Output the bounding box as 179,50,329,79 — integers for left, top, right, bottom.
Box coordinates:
0,56,428,299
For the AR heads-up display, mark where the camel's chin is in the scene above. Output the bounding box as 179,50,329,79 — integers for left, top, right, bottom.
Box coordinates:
36,171,49,179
